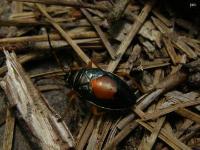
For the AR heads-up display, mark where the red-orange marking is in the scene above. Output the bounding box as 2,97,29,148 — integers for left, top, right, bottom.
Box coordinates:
91,76,117,100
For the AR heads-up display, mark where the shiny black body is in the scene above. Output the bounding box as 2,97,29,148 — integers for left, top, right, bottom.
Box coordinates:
66,68,137,110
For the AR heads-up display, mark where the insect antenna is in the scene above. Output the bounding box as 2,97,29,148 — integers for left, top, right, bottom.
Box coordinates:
45,27,71,83
46,28,78,121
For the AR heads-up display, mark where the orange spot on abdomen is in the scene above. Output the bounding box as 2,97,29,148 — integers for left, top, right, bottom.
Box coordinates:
91,76,117,100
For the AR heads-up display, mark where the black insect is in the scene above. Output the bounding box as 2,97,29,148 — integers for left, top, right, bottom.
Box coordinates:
65,68,138,110
46,27,137,110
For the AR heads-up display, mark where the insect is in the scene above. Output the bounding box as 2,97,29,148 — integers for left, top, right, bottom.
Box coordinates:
65,68,138,110
45,27,137,111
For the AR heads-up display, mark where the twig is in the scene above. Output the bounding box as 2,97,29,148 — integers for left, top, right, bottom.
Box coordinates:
106,0,156,72
105,69,189,148
175,40,197,59
142,97,200,121
139,100,166,150
0,17,104,28
104,89,163,149
152,69,163,87
136,89,164,110
175,108,200,125
163,37,178,65
11,0,138,24
86,116,102,150
38,84,62,92
155,71,187,92
118,44,141,74
76,115,92,145
0,53,40,76
143,117,166,150
77,2,154,146
97,118,113,150
33,38,101,50
1,51,75,149
152,9,172,27
77,116,95,150
182,37,200,54
175,119,194,138
0,38,101,52
137,120,191,150
152,16,197,59
86,8,105,19
180,124,200,143
0,31,97,44
104,117,122,145
138,21,162,48
36,4,97,68
104,121,139,150
151,16,171,33
0,19,48,26
12,0,109,11
96,2,157,145
115,113,136,130
107,0,130,23
133,58,170,70
2,109,15,150
81,8,116,59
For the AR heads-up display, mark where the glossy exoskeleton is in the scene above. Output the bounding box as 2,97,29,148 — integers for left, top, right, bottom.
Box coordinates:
65,68,137,110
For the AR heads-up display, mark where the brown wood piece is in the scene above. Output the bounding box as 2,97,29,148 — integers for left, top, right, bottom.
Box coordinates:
175,108,200,125
155,71,187,92
137,120,191,150
78,1,157,148
81,8,116,59
104,89,163,149
163,37,178,65
106,0,156,72
175,119,194,138
0,31,97,44
76,116,95,150
36,4,97,68
2,109,15,150
107,0,130,23
12,0,109,11
1,51,75,149
104,121,139,150
142,97,200,121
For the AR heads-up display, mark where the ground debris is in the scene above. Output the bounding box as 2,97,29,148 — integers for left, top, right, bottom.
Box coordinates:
0,0,199,149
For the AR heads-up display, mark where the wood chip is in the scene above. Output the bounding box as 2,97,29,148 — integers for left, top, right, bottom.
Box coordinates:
142,97,200,121
175,108,200,125
1,51,75,149
2,109,15,150
107,0,156,72
36,4,97,68
163,37,178,65
137,120,191,150
81,8,116,59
